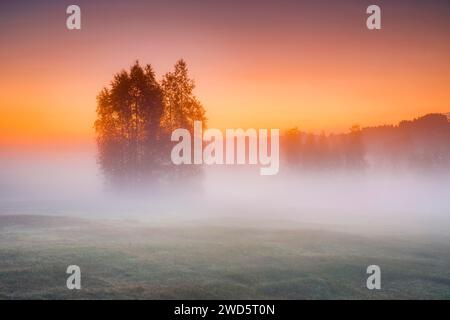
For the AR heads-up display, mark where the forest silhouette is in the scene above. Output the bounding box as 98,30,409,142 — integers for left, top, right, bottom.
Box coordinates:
95,60,450,189
282,113,450,172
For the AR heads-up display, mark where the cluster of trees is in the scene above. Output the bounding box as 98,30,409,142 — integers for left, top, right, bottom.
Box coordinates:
94,60,206,189
95,60,449,188
281,114,450,172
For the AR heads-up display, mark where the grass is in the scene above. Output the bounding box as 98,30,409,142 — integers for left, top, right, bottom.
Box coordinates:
0,215,449,299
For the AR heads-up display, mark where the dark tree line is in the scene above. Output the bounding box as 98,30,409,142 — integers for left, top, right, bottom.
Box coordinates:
281,113,450,172
95,60,206,189
363,113,450,170
282,125,366,170
95,61,449,187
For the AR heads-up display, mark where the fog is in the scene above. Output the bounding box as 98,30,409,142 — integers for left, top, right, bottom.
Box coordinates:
1,146,449,237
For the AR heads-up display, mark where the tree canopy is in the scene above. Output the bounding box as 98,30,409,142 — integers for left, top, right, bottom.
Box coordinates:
95,60,206,189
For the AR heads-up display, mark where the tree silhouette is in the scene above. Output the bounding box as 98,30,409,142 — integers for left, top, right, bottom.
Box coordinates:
161,59,207,181
95,61,164,188
283,127,302,168
281,114,450,172
161,59,206,131
344,124,366,169
95,60,207,189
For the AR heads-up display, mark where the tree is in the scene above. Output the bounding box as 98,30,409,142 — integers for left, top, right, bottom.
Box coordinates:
345,124,366,168
161,59,206,131
94,59,207,190
94,61,164,188
283,127,302,168
161,60,207,180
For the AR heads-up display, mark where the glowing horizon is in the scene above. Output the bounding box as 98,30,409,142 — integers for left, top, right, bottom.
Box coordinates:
1,0,449,146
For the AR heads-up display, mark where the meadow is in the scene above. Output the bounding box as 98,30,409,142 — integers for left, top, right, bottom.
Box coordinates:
1,214,449,299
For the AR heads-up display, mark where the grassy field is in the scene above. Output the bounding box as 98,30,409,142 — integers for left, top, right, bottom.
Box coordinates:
0,214,449,299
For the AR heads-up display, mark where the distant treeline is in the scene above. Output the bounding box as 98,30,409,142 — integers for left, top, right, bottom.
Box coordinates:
95,60,449,190
281,113,450,171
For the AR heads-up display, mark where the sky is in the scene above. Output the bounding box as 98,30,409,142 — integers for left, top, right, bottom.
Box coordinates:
0,0,449,147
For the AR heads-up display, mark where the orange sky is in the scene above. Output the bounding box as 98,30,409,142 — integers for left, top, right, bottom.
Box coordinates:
1,0,449,146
